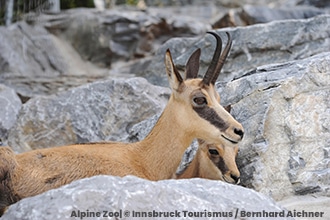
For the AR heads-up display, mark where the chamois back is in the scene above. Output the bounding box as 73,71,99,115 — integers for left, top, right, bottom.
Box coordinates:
0,147,19,216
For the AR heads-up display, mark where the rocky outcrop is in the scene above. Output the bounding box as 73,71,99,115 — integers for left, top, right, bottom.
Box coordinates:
0,7,210,99
7,77,169,152
1,10,329,97
123,15,330,86
1,175,291,220
223,52,330,200
37,8,211,67
0,21,108,98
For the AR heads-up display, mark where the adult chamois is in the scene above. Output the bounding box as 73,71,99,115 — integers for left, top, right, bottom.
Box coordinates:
0,32,243,215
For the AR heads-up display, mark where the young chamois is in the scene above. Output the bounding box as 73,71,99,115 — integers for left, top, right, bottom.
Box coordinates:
174,139,240,184
0,32,244,215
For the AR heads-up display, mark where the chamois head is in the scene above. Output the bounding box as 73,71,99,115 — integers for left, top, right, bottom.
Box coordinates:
198,139,240,184
165,32,244,146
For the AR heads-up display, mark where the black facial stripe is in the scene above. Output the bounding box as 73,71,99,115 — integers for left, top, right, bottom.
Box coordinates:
193,106,229,132
215,156,228,174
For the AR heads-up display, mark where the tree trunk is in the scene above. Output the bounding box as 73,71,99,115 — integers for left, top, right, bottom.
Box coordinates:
48,0,60,13
5,0,14,26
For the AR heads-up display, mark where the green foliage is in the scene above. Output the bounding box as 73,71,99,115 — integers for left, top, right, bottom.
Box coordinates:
0,0,5,25
61,0,95,9
0,0,37,24
126,0,138,5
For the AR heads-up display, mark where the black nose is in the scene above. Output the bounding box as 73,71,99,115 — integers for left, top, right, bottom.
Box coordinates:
230,174,240,184
234,128,244,139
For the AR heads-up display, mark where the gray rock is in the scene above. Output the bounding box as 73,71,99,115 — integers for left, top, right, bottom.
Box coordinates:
296,0,330,8
0,22,65,97
0,84,22,146
37,8,210,67
126,113,160,142
0,21,109,98
1,175,291,220
122,15,330,87
0,8,211,98
2,9,328,99
222,52,330,200
0,22,66,74
241,5,325,24
212,5,326,28
7,77,170,153
214,0,330,8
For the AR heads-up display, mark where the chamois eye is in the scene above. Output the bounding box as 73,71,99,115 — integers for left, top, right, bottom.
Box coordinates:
209,149,219,155
193,97,207,106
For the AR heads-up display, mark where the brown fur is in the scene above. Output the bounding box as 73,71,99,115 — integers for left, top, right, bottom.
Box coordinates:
0,33,244,215
0,147,19,216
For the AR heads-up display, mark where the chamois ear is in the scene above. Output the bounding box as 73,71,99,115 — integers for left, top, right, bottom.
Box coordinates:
224,105,231,113
165,49,184,92
185,48,201,79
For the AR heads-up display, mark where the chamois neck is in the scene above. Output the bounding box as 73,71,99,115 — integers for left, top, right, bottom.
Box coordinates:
178,149,201,178
136,99,194,180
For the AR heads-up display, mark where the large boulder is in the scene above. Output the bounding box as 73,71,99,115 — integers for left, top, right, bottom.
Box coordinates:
0,22,64,97
7,77,170,153
221,52,330,200
1,175,291,220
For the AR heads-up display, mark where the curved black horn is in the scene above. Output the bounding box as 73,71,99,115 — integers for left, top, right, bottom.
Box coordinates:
211,32,232,84
202,32,223,85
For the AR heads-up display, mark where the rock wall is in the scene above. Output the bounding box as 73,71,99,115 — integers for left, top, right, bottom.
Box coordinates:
223,52,330,200
0,21,108,98
36,8,211,66
129,14,330,86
